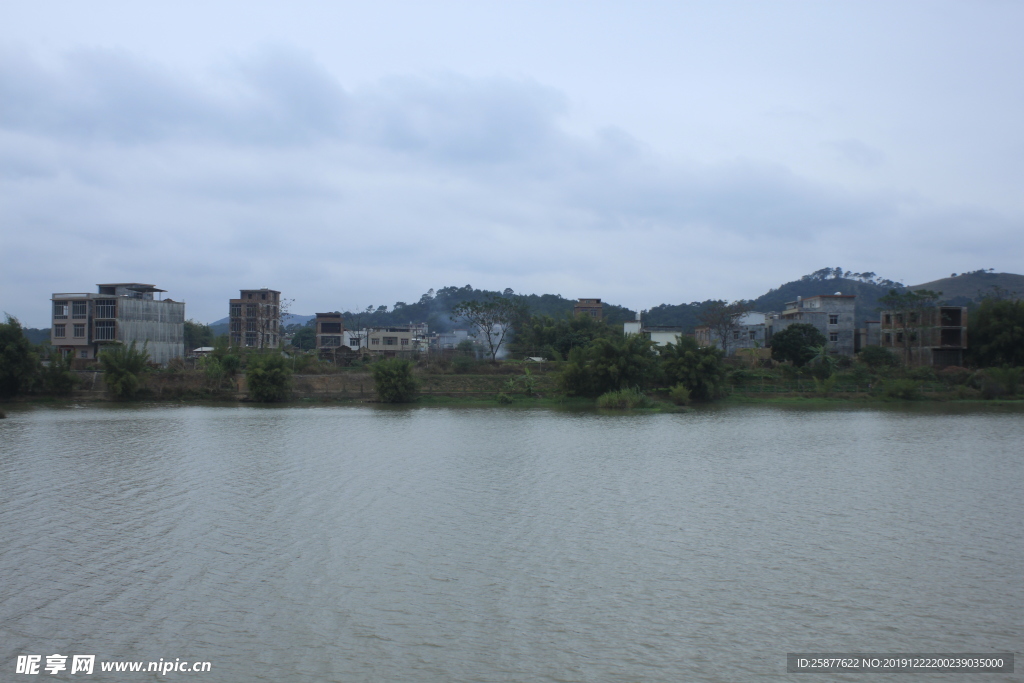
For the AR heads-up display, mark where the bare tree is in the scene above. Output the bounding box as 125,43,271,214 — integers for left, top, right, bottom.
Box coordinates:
451,295,528,362
699,300,750,356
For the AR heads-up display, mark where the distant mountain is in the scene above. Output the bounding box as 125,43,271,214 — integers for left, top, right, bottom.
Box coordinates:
909,270,1024,303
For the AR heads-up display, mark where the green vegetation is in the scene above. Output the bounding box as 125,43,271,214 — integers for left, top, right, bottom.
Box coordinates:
41,350,79,395
596,387,654,410
968,298,1024,367
510,312,617,360
660,337,727,401
371,358,417,403
184,319,215,350
770,323,828,366
246,353,292,402
0,315,40,398
668,383,691,406
857,345,899,369
99,341,151,400
560,334,659,397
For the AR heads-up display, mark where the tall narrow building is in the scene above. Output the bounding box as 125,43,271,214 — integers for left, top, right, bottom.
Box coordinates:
229,289,282,349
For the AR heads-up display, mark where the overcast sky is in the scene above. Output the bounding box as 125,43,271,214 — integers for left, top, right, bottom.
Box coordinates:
2,1,1023,327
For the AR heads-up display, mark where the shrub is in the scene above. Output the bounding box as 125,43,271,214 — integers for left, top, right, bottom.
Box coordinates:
452,355,477,374
979,366,1021,399
0,315,40,398
669,383,691,406
246,353,292,402
883,379,921,400
42,351,79,395
495,392,514,404
938,366,971,386
560,335,659,397
770,323,828,366
371,358,417,403
661,337,727,402
906,366,937,382
99,341,150,400
220,354,241,376
596,387,653,410
858,346,900,369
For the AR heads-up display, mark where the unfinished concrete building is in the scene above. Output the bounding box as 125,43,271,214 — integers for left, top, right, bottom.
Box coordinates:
878,305,967,367
50,283,185,365
229,289,281,349
767,294,857,357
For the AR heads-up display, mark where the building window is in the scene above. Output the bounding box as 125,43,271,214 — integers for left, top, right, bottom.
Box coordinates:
732,330,740,340
749,330,756,340
384,336,398,346
54,324,66,338
261,293,266,300
246,304,257,317
73,324,85,338
245,332,256,347
72,301,88,318
321,336,341,347
95,320,115,340
829,314,839,325
896,314,903,324
349,339,360,349
95,300,116,318
896,332,904,343
320,322,342,333
371,337,380,345
53,302,68,319
247,320,256,332
230,321,240,333
884,333,892,344
401,338,409,346
230,303,241,317
231,333,241,345
80,350,89,359
883,314,891,324
829,332,838,342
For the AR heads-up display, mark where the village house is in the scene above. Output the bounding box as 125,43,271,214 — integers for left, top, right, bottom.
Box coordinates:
766,294,857,356
877,305,968,367
50,283,185,365
229,288,282,349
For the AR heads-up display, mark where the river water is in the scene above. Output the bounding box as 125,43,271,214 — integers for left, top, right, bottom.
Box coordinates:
1,403,1021,681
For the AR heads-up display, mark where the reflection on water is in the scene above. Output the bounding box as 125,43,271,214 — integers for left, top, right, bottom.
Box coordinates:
1,403,1021,682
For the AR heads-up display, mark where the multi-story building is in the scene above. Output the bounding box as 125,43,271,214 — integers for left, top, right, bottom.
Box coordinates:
767,294,857,356
314,312,344,354
574,298,603,320
229,289,281,349
363,325,429,357
877,305,967,367
623,314,687,347
50,283,185,365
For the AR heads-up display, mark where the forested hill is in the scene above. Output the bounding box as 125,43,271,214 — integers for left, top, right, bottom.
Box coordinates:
909,270,1024,303
279,286,637,333
645,268,905,331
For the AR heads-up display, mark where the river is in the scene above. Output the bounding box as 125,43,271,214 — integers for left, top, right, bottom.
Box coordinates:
1,403,1021,681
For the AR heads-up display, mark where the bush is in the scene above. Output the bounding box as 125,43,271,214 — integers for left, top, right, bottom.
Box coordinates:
813,375,839,396
452,355,478,374
979,367,1022,399
246,353,292,402
42,351,79,395
938,366,971,386
371,358,417,403
883,379,921,400
669,383,691,406
596,387,653,410
0,315,40,398
99,341,150,400
857,346,900,369
660,336,727,402
495,392,514,404
219,354,241,376
560,335,659,397
770,323,828,366
906,366,938,382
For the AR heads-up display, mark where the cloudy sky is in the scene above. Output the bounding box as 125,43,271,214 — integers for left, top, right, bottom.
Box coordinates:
2,1,1022,327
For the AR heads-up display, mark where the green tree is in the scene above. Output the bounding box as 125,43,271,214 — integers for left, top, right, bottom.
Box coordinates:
0,315,40,398
660,336,727,401
560,334,658,396
968,298,1024,367
184,320,214,350
288,324,316,352
99,341,150,400
510,313,617,360
371,358,418,403
451,295,528,361
42,349,79,395
246,353,292,402
770,323,828,366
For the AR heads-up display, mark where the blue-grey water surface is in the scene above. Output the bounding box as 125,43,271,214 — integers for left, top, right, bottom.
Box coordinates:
1,403,1021,681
